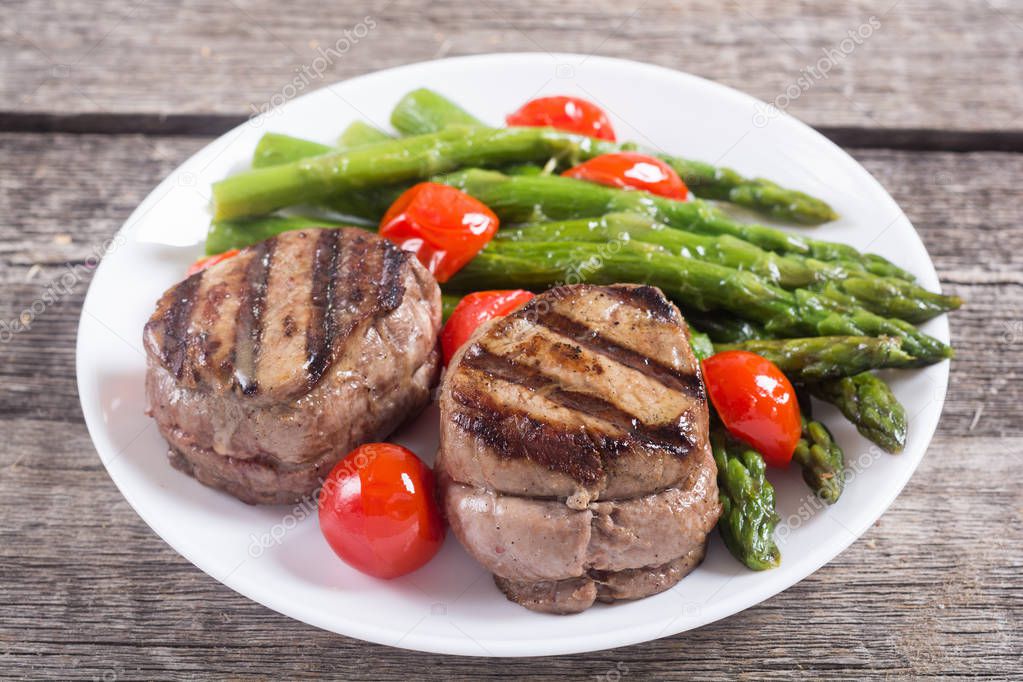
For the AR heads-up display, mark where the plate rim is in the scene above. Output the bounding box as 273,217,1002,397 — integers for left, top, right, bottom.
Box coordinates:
76,51,950,657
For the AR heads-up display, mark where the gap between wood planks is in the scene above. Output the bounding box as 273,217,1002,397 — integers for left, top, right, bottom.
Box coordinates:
3,111,1023,154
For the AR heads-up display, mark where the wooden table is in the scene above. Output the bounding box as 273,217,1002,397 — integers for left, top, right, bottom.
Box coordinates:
2,1,1021,678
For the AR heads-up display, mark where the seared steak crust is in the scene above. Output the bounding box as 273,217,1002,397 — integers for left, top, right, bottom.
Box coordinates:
144,228,441,504
437,284,721,613
437,283,710,504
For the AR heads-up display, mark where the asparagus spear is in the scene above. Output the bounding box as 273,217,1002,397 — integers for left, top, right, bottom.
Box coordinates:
711,427,781,570
713,336,916,380
249,132,402,220
450,239,952,364
390,88,484,134
662,157,837,225
391,87,838,225
500,163,549,176
438,169,914,280
792,414,846,504
205,215,347,255
337,120,392,148
253,130,550,182
441,293,461,322
815,279,961,325
807,372,908,454
499,214,959,320
252,133,332,169
498,213,819,289
231,129,909,283
686,311,773,343
253,123,392,170
223,128,898,278
212,127,610,220
689,329,715,361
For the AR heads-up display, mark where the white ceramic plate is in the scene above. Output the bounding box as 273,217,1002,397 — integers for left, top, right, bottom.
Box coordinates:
77,53,950,657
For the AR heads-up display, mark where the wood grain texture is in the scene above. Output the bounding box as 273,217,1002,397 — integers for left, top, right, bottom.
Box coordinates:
1,133,1021,679
2,0,1022,132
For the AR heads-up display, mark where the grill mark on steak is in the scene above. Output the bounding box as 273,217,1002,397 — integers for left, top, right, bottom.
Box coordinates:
459,346,694,457
231,237,276,394
532,308,704,399
160,272,203,380
329,232,380,348
449,385,610,484
304,229,341,386
377,241,408,312
601,284,679,323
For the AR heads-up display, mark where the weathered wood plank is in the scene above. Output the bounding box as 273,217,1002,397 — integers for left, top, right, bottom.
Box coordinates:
0,132,1020,677
2,0,1022,132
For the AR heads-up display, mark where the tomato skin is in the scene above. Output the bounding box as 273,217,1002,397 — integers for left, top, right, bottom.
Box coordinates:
506,96,616,141
702,351,801,467
186,249,240,277
380,183,499,283
440,290,535,365
562,152,688,200
318,444,445,579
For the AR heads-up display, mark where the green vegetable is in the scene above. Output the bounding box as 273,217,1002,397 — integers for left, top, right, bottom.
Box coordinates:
792,414,846,504
252,124,392,171
438,169,912,280
391,87,838,225
252,133,549,182
498,213,818,289
808,372,908,453
713,336,916,381
390,88,485,135
212,127,607,220
232,130,909,284
337,120,392,148
447,239,952,364
686,311,773,343
498,214,959,320
249,132,401,220
500,163,549,176
711,427,781,570
689,329,715,361
815,278,961,325
252,133,331,169
441,293,461,322
205,215,347,255
661,157,839,225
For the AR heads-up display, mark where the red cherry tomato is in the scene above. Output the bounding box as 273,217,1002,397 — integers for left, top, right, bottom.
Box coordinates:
380,183,499,283
440,290,535,365
702,350,800,467
186,249,239,277
318,443,445,579
506,96,616,141
562,152,689,200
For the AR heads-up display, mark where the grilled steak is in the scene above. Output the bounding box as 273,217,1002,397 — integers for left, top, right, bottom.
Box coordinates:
494,550,706,614
144,228,442,505
436,284,721,613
